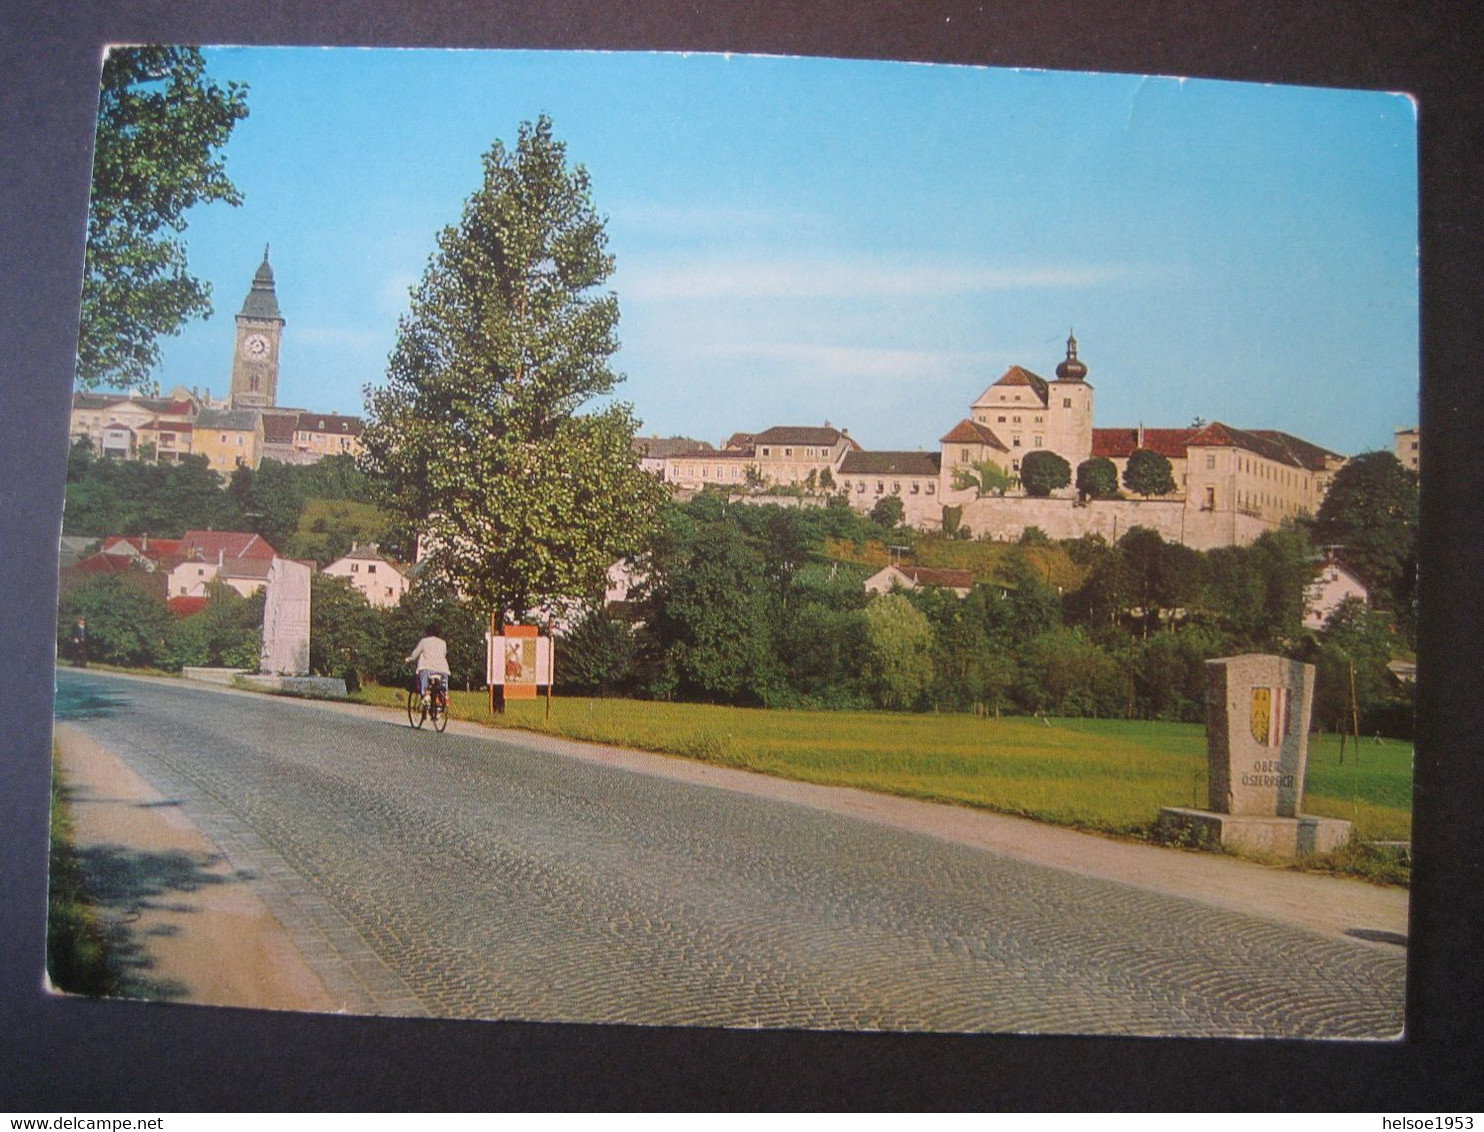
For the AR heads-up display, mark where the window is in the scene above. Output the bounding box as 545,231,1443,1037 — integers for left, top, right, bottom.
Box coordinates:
876,481,885,494
1012,416,1022,423
1034,436,1043,447
997,415,1006,423
1206,454,1215,469
367,564,377,574
761,447,771,457
892,482,901,494
351,563,359,572
785,448,793,457
1012,436,1021,447
961,448,971,462
856,482,866,493
1034,415,1044,424
1063,398,1071,408
926,483,935,495
910,482,920,494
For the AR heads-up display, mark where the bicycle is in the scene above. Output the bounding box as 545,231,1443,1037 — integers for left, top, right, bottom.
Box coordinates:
406,673,449,733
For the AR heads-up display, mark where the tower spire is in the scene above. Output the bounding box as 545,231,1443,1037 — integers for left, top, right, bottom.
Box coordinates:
1055,327,1088,381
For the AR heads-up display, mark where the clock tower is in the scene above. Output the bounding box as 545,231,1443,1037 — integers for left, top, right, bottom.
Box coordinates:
229,246,285,409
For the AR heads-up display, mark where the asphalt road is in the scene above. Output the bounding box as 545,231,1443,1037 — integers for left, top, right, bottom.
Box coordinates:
53,669,1406,1037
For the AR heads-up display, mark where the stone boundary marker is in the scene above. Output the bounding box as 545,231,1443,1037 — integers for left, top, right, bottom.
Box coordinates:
1160,653,1352,858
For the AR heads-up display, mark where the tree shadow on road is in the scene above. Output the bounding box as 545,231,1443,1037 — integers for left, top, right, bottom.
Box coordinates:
70,843,244,1001
53,677,129,722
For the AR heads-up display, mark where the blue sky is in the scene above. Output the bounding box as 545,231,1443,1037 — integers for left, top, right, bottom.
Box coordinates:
126,48,1417,456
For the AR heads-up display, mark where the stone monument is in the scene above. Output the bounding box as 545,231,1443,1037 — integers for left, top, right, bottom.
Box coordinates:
259,556,312,675
1159,654,1352,857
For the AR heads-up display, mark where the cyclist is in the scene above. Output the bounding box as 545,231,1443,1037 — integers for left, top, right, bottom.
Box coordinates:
406,624,451,709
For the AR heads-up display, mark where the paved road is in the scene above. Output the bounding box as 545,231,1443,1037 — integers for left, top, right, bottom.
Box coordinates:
53,669,1405,1037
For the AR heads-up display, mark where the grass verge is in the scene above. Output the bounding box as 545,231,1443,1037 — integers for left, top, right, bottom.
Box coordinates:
47,755,118,996
355,686,1411,883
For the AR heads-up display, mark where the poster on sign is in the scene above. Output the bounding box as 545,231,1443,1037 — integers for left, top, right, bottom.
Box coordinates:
485,625,553,699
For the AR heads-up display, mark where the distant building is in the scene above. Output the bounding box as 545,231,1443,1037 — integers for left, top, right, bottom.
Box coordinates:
71,391,198,460
194,409,265,476
165,530,279,597
633,436,714,479
863,564,975,599
748,425,859,487
293,412,364,461
837,450,942,527
323,543,410,608
1304,554,1370,630
1394,426,1419,474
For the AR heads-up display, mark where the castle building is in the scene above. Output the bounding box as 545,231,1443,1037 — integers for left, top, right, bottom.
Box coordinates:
834,334,1347,549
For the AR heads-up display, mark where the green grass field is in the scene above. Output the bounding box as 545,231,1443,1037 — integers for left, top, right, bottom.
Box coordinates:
359,686,1413,846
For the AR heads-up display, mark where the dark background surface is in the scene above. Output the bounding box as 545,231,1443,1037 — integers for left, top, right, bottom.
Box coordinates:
2,0,1480,1111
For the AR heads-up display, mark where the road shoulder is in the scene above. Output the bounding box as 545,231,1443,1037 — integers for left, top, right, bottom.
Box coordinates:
52,722,340,1013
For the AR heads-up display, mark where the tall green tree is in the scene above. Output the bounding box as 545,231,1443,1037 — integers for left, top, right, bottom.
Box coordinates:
864,593,935,710
361,115,665,622
870,494,906,528
63,452,244,538
1019,450,1072,498
637,521,781,704
308,574,384,686
1075,457,1120,500
1122,448,1177,497
78,47,249,390
1311,450,1418,621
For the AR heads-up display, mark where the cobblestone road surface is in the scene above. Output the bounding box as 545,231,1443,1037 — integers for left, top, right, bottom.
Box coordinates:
54,670,1405,1037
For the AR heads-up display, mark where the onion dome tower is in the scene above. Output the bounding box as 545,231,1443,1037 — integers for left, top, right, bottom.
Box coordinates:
1055,329,1089,382
1050,328,1094,465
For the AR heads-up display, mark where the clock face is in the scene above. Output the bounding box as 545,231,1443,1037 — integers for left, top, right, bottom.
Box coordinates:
243,333,270,358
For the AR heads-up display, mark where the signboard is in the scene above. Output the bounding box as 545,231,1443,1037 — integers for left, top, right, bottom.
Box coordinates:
485,624,554,700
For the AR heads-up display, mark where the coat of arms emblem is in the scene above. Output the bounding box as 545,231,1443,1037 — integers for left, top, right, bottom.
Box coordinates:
1250,685,1291,747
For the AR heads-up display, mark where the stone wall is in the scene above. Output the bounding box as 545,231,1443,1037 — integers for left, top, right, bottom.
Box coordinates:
958,496,1277,550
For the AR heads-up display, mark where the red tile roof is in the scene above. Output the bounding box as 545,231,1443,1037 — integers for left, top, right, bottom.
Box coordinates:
1093,422,1341,470
1091,428,1197,460
838,451,941,476
978,366,1050,407
939,419,1009,451
753,426,852,447
180,530,278,561
295,412,363,436
167,596,211,617
899,566,976,590
101,536,184,562
261,413,299,444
